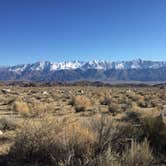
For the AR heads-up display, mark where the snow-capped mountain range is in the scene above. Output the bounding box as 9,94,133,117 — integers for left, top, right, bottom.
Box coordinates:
1,59,166,82
5,59,166,73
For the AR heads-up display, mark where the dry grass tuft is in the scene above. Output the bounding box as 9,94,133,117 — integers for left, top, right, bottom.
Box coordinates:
29,102,52,117
122,139,153,166
70,95,92,112
13,101,30,116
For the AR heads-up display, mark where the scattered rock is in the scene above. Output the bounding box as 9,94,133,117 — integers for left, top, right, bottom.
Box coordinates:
43,91,49,95
1,89,11,94
77,89,84,95
0,130,3,135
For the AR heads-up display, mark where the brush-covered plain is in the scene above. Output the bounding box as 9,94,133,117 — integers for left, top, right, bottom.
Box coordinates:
0,85,166,166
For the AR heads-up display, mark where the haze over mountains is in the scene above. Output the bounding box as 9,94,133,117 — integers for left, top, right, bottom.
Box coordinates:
1,59,166,83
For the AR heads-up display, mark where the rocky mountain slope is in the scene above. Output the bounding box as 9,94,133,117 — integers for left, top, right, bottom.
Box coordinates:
1,59,166,82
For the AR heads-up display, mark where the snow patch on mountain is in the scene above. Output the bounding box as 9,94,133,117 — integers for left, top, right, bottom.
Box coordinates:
6,59,166,73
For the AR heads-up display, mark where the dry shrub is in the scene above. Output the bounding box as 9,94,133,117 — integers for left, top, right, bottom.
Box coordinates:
29,102,51,117
89,115,139,156
14,100,54,118
0,116,17,131
8,118,64,166
126,91,143,102
83,115,121,166
13,101,30,116
70,96,92,112
100,96,112,105
5,113,159,166
122,112,166,155
110,123,139,154
122,111,141,123
88,146,120,166
108,103,119,115
137,97,157,108
137,99,148,108
121,102,132,112
7,115,123,166
89,115,119,155
139,115,166,154
7,117,96,166
57,121,96,165
122,139,153,166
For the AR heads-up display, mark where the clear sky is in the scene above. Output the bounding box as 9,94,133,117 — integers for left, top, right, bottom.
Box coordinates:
0,0,166,65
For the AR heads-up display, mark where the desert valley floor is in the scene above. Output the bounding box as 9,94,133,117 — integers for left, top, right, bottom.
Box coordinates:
0,85,165,165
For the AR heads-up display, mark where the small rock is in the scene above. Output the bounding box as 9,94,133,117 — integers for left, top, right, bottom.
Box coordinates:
0,130,3,135
78,89,84,95
43,91,48,95
1,89,11,94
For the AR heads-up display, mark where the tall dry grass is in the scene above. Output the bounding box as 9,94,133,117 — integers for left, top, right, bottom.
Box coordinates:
122,139,153,166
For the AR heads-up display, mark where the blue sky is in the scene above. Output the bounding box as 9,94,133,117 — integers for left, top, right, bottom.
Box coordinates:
0,0,166,65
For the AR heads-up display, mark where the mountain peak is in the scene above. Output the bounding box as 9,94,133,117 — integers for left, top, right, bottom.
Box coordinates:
1,59,166,82
5,59,166,73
